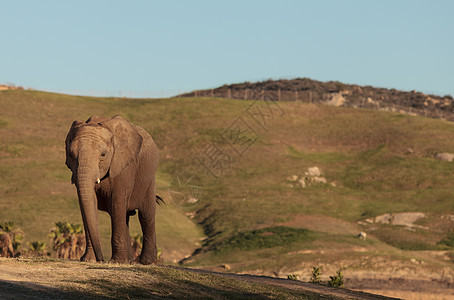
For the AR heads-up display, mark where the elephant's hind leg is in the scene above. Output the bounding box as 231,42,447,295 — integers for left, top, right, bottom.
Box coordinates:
138,196,157,265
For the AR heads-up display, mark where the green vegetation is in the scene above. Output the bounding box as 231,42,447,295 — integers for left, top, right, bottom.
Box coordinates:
213,226,312,252
438,233,454,247
0,221,23,257
0,119,8,129
1,89,454,279
49,222,85,259
311,267,322,284
27,240,47,257
287,274,299,280
328,270,344,288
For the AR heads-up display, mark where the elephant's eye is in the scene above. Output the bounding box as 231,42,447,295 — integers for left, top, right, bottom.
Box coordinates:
101,151,107,157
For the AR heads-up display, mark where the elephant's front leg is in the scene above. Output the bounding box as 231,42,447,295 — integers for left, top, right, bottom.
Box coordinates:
80,203,96,262
109,199,131,263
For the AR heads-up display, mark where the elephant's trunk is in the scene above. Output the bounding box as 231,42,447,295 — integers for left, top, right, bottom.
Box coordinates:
76,156,103,262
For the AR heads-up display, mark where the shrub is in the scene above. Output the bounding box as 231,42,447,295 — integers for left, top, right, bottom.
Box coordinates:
287,274,299,281
214,226,312,251
438,233,454,247
310,267,321,283
28,241,48,257
328,270,344,288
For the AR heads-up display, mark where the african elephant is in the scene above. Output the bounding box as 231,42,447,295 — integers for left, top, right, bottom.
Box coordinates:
65,115,161,264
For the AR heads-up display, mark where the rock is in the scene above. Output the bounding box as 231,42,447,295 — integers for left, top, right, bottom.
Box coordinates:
441,215,454,221
367,97,377,105
286,175,298,181
373,213,393,224
364,212,426,229
392,212,425,226
326,93,346,106
297,178,306,188
434,153,454,162
312,176,327,184
410,258,420,264
307,167,321,177
187,197,199,204
185,212,197,219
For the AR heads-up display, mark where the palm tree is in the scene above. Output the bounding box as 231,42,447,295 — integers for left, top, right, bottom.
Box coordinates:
0,221,23,258
131,233,162,262
49,222,85,259
131,233,143,260
28,241,47,257
69,223,84,258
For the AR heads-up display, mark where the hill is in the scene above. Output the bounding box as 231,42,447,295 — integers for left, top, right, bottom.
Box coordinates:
0,89,454,298
181,78,454,121
0,257,397,299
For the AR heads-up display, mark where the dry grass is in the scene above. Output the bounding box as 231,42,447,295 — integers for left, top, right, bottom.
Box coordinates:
1,90,454,298
0,257,360,299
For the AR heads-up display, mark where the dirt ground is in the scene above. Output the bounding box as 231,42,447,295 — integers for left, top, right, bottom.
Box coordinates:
0,258,453,299
202,253,454,300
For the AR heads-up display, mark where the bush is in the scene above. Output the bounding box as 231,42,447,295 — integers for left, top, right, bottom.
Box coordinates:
214,226,312,251
287,274,299,281
310,267,321,283
438,233,454,247
328,270,344,288
28,241,48,257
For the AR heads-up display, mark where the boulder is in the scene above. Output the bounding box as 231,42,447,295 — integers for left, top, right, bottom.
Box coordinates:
307,166,321,177
312,176,327,184
326,93,346,106
297,178,306,188
286,175,298,182
434,153,454,162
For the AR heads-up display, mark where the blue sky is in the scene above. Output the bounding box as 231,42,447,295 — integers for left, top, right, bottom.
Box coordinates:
1,0,453,97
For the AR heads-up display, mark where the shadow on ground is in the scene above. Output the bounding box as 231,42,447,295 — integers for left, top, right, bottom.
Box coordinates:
0,279,109,300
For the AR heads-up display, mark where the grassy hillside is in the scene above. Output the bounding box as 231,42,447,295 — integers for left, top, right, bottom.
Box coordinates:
0,257,393,299
0,90,205,262
1,90,454,297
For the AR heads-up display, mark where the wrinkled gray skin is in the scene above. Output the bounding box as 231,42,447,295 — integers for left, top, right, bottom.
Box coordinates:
65,115,159,264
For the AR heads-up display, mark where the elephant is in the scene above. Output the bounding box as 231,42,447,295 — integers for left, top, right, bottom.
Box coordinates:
65,115,162,264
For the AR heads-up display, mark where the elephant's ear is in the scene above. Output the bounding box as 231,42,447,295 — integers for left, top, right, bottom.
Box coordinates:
101,115,143,178
65,120,82,169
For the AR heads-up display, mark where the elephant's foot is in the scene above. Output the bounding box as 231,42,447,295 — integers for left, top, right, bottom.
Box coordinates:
80,250,96,262
139,253,157,265
110,253,131,264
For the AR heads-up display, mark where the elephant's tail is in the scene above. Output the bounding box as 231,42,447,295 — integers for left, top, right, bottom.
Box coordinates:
156,194,165,206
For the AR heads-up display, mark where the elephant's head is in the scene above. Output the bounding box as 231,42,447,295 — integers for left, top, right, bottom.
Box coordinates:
65,115,143,261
